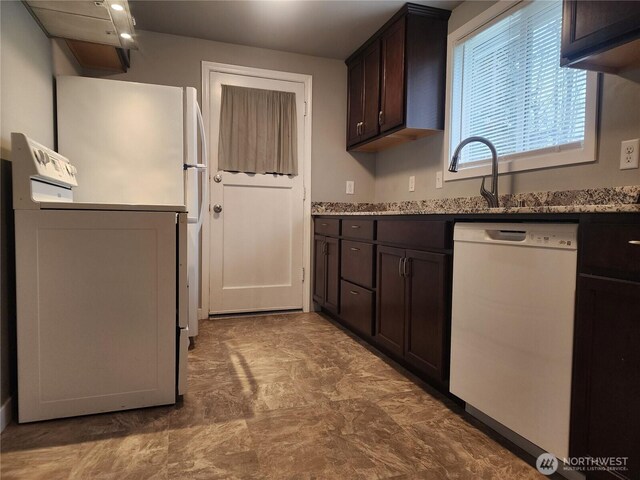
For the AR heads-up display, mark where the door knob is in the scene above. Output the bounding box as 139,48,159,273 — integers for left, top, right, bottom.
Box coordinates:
213,174,222,183
213,204,222,213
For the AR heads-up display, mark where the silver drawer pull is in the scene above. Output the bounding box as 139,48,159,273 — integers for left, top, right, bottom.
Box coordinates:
351,225,361,229
349,290,359,295
629,240,640,245
350,247,360,251
321,223,328,226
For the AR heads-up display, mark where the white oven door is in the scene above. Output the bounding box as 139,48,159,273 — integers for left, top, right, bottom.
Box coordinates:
15,209,178,422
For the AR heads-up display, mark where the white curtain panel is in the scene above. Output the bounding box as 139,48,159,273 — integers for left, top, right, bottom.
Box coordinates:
218,85,298,175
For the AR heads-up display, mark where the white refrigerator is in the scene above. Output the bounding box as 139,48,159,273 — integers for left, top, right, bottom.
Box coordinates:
56,76,208,339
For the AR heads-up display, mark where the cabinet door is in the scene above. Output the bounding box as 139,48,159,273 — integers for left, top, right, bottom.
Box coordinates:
340,280,374,337
346,57,364,147
361,41,381,141
403,250,448,383
570,275,640,480
313,235,326,305
375,246,405,357
341,240,374,289
324,236,340,313
561,1,640,62
380,17,406,133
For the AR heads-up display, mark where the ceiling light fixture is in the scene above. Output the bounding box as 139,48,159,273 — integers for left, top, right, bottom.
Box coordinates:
120,32,132,40
110,4,124,11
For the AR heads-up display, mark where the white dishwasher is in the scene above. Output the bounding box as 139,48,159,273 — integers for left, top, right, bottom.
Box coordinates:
450,222,578,460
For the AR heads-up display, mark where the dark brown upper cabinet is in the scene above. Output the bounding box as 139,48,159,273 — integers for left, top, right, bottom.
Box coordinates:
345,3,451,153
379,18,406,134
561,0,640,74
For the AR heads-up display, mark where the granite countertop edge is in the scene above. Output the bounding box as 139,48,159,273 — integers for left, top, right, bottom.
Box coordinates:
311,186,640,216
312,203,640,216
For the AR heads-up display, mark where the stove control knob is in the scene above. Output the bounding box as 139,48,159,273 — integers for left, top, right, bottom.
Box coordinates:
35,149,47,164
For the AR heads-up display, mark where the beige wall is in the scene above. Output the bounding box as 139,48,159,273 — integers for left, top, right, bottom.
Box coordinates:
374,0,640,202
0,1,55,158
0,0,60,408
91,30,376,202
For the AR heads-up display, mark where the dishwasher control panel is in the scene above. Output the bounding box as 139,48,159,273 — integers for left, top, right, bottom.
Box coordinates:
529,230,576,248
454,222,578,250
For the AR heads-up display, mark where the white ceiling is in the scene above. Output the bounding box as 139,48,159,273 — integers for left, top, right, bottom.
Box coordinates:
129,1,461,60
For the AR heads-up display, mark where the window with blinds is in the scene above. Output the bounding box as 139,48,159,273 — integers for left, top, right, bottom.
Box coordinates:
448,0,591,168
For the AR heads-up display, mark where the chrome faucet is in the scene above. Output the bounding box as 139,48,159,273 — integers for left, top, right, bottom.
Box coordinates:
448,136,499,208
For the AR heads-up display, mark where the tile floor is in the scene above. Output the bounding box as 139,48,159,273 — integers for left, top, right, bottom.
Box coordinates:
0,312,544,479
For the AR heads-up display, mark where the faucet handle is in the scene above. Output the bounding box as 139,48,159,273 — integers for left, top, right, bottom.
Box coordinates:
480,176,490,198
480,177,499,208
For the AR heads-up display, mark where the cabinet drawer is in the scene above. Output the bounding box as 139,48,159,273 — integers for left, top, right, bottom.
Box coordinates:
343,219,374,240
340,280,374,336
342,240,374,288
377,220,450,250
315,218,340,236
581,223,640,280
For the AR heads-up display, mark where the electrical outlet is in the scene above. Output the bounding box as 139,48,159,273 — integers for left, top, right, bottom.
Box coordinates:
620,139,639,170
346,180,355,195
436,171,443,189
408,176,415,192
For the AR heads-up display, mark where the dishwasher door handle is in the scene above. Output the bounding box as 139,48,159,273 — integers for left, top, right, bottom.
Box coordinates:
485,229,527,242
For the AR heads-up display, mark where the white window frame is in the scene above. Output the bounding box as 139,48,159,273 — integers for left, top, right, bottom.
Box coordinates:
443,0,599,182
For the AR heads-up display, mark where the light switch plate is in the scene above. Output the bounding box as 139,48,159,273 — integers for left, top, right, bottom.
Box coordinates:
409,176,415,192
620,139,639,170
346,180,355,194
436,171,443,189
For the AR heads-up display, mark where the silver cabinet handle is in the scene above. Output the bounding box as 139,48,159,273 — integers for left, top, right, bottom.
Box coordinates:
398,257,404,277
379,110,383,125
213,204,222,213
350,247,360,251
321,223,328,226
349,290,359,295
351,225,361,229
629,240,640,245
322,241,327,255
403,258,410,277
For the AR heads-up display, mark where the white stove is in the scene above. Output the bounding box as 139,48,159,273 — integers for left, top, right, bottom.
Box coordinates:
12,133,188,423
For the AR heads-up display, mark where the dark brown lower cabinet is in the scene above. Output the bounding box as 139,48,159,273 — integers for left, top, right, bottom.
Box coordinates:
570,275,640,480
404,250,448,381
376,246,406,357
340,280,374,336
313,235,326,302
313,235,339,313
376,245,450,384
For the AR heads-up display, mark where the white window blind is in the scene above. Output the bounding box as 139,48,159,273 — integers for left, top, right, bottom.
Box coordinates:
450,0,588,166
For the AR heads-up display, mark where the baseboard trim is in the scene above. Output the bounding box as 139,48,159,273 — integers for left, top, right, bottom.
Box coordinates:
0,396,12,432
466,405,585,480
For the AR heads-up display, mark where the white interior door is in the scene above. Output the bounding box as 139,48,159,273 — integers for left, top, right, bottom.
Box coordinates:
208,72,305,314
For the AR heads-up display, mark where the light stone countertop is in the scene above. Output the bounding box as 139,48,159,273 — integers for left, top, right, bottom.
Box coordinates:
312,186,640,216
